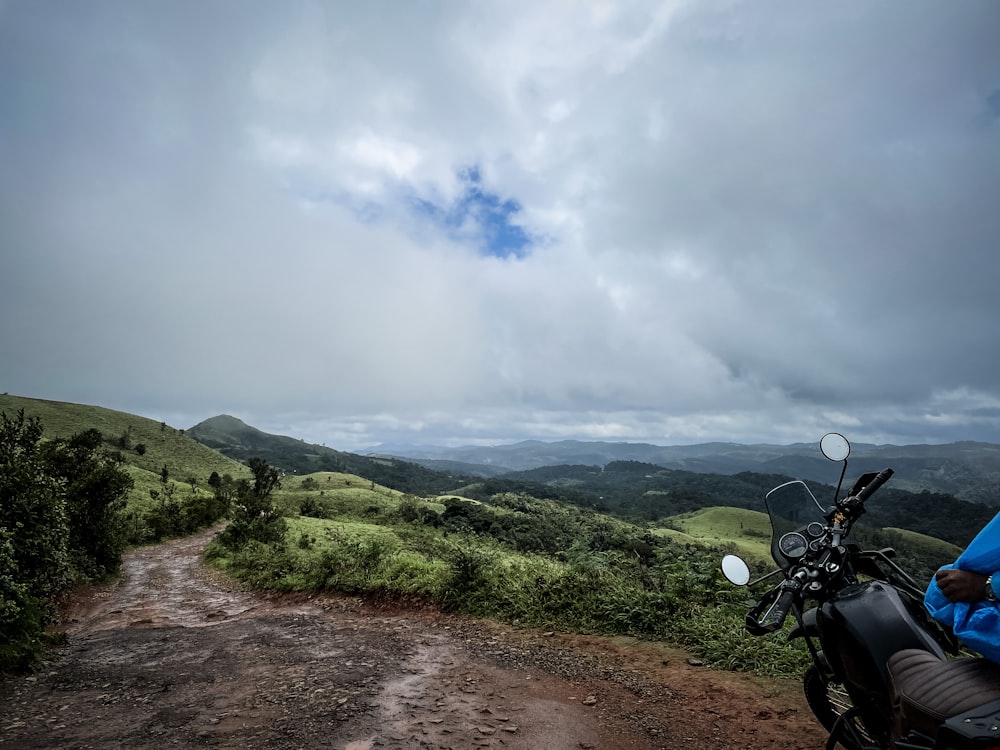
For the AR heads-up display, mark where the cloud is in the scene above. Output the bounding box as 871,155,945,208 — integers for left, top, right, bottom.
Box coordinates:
2,0,1000,451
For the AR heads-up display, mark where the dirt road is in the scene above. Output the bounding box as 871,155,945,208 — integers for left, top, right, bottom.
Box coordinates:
0,529,827,749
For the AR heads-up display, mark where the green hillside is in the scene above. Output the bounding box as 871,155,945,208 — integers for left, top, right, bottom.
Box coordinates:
656,507,773,564
883,527,964,560
0,394,249,510
488,461,994,549
188,414,466,495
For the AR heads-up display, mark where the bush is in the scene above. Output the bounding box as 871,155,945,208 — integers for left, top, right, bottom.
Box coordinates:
201,482,821,678
43,429,133,580
0,411,132,671
299,496,328,519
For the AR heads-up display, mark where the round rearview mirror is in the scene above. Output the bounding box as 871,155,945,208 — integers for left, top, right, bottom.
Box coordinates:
721,554,751,586
820,432,851,462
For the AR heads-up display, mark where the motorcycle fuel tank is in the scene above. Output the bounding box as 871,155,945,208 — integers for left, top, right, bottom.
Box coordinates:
817,580,945,704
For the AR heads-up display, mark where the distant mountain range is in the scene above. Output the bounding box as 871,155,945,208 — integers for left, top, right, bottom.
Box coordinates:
374,438,1000,505
184,416,1000,545
185,413,1000,508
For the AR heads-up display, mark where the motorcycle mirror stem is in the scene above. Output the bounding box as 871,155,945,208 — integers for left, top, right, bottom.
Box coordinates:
820,432,851,508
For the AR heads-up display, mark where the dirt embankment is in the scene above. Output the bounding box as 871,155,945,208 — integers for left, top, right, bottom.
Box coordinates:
0,529,827,749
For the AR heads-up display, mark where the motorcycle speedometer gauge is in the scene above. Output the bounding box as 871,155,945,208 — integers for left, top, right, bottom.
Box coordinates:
777,531,809,560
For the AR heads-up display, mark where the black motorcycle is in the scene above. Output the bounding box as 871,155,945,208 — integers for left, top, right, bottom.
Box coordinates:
721,433,1000,750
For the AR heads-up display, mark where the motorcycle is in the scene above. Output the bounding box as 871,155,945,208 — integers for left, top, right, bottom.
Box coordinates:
721,433,1000,750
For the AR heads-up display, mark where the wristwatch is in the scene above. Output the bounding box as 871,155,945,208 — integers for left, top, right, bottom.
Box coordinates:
986,574,998,603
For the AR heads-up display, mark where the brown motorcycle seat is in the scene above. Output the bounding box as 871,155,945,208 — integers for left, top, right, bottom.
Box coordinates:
888,648,1000,738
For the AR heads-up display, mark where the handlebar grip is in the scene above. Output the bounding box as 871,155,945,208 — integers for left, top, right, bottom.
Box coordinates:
759,586,797,633
855,468,894,503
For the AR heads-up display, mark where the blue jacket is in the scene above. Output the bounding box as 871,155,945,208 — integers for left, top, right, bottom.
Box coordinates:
925,511,1000,663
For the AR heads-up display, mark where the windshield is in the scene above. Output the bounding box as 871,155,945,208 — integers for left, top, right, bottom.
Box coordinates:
764,480,824,569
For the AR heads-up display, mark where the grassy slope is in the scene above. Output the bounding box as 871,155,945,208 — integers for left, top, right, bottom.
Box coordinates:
656,507,773,564
881,527,963,560
0,394,249,511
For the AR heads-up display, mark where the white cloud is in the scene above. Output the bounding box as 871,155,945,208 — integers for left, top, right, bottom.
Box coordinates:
1,0,999,451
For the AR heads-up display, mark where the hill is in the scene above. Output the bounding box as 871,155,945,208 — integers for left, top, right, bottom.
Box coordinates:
0,394,249,509
447,460,994,548
656,506,774,564
187,414,470,495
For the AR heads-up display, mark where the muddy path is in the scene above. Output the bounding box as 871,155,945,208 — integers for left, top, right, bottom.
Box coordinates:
0,529,827,749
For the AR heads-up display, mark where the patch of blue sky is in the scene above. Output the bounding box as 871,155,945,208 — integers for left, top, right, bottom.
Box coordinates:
410,166,533,259
289,167,535,258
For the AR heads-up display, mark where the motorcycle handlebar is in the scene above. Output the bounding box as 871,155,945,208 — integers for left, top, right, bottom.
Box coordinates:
759,586,797,632
747,578,802,635
855,468,894,503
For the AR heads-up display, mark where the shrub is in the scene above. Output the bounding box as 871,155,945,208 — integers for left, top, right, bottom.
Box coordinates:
0,411,132,671
42,428,133,580
299,496,328,519
396,494,421,523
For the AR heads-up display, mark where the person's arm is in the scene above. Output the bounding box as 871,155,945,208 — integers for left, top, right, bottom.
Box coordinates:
935,568,998,603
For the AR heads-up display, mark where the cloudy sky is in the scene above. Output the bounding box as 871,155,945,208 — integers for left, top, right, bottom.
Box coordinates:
2,1,999,450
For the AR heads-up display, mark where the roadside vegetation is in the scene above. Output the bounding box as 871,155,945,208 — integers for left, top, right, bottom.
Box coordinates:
1,410,134,670
0,399,247,672
204,471,960,678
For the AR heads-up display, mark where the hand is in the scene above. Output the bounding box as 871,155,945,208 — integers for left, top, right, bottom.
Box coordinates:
935,569,988,603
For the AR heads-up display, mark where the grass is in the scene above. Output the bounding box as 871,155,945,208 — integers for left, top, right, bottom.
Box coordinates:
656,506,774,565
882,527,962,560
0,394,249,513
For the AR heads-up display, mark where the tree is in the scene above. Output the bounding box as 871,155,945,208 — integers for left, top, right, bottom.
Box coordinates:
247,457,281,499
117,428,133,451
207,471,237,517
218,458,285,550
41,429,133,580
0,411,68,607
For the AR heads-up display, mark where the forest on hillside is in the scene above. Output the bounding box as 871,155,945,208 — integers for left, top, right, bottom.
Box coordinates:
457,462,995,548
